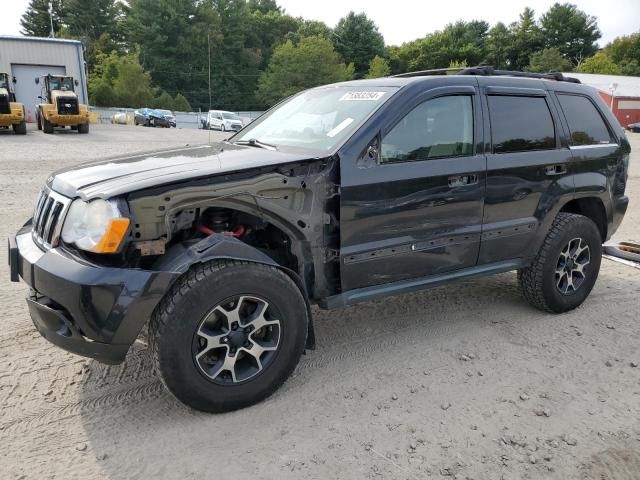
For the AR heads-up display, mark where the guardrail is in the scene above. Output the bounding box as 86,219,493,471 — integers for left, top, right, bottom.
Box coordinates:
90,107,264,129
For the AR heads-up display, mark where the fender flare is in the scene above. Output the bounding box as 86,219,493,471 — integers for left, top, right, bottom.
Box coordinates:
152,233,316,350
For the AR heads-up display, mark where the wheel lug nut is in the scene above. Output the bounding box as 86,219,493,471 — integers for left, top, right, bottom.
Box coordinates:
222,337,228,343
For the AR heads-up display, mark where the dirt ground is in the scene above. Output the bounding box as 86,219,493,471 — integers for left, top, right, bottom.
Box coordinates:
1,124,639,480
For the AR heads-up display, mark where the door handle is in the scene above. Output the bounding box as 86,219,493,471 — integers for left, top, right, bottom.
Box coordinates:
448,174,478,187
544,164,567,176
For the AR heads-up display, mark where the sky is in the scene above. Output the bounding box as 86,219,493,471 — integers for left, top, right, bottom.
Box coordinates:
1,0,638,47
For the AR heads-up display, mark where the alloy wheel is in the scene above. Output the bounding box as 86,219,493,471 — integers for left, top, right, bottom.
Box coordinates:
555,237,591,295
193,295,281,385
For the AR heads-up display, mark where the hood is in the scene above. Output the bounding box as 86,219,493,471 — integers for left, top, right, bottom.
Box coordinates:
51,90,77,102
48,144,317,200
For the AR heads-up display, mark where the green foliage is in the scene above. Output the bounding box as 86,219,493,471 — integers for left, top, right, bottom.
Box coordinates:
89,51,156,107
257,36,354,106
173,93,192,112
578,52,621,75
64,0,123,69
365,56,390,79
334,12,385,78
526,47,573,72
506,8,543,70
284,19,333,45
540,3,601,63
604,33,640,76
447,60,468,74
20,0,64,37
390,20,488,73
484,22,512,69
154,91,175,110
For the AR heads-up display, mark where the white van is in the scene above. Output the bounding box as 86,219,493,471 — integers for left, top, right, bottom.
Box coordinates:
205,110,244,132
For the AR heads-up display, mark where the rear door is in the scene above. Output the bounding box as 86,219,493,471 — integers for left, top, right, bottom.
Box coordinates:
340,82,486,291
478,81,573,264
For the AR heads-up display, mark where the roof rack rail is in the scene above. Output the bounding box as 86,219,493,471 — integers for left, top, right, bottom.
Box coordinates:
392,65,581,84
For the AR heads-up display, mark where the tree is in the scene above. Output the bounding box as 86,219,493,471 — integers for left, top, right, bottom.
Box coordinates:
540,3,601,64
20,0,64,37
365,55,390,78
173,93,192,112
507,8,544,70
333,12,385,78
604,33,640,76
257,36,354,106
526,47,573,72
578,52,621,74
154,91,175,110
284,19,333,45
89,51,156,107
64,0,123,69
484,22,512,69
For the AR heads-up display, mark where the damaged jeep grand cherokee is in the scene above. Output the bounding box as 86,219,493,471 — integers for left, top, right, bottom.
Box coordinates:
9,68,630,412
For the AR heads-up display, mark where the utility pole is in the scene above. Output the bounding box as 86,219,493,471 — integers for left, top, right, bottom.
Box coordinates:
208,33,212,110
48,1,55,38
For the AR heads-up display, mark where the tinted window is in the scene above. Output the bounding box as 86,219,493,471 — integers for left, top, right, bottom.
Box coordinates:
488,96,555,153
557,94,612,146
381,96,473,163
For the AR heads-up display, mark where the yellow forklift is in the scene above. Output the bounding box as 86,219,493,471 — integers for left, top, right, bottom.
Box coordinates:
0,73,27,134
36,74,90,134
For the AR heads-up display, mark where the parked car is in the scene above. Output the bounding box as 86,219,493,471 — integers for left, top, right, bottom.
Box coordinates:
627,122,640,133
134,108,176,128
9,67,630,413
206,110,244,132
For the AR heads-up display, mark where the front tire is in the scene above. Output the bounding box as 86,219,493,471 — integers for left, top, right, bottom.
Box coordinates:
220,123,225,132
42,115,54,134
150,260,308,413
518,213,602,313
78,122,89,134
13,120,27,135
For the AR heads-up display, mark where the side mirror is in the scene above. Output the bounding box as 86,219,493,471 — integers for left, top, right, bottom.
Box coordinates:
35,78,40,85
38,95,43,100
357,137,380,168
12,76,16,84
74,80,79,86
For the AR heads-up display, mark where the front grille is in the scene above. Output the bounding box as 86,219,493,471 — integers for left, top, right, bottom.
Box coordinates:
32,188,72,249
0,94,10,114
56,97,79,115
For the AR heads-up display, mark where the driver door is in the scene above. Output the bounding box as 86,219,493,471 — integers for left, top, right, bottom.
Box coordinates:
339,85,486,291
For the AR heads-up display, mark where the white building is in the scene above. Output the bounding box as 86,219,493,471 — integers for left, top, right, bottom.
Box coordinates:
0,36,88,121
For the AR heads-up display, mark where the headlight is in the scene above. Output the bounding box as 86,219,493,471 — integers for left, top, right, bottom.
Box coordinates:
61,199,130,253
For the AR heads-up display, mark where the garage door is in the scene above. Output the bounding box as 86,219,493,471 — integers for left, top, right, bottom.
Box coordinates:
12,64,66,122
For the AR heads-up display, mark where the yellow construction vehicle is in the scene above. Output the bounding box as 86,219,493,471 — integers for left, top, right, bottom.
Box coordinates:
0,73,27,135
36,74,90,134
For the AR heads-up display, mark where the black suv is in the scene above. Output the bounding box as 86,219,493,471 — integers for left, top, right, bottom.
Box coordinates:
8,68,630,412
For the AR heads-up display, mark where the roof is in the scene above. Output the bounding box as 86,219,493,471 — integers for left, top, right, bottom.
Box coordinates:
562,72,640,98
0,35,82,46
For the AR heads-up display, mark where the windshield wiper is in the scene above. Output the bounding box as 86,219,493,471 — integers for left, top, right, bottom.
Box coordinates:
233,138,278,151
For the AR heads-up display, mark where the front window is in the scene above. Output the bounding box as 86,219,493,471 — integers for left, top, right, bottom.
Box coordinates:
0,75,8,89
233,86,398,153
48,77,74,92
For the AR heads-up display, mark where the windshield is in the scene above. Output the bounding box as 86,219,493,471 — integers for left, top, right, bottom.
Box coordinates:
0,75,7,89
222,112,240,120
233,86,398,153
158,110,173,116
48,77,74,92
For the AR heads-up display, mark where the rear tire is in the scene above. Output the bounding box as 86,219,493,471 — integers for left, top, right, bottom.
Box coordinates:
36,112,42,130
518,213,602,313
13,121,27,135
78,122,89,134
150,260,308,413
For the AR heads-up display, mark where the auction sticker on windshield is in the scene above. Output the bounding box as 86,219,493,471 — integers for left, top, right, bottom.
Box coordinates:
339,91,386,101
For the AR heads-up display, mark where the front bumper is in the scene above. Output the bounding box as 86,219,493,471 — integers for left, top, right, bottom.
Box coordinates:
0,113,23,126
48,113,89,126
9,224,177,364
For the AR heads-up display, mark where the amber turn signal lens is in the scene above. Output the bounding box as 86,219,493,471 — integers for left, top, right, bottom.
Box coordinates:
90,218,130,253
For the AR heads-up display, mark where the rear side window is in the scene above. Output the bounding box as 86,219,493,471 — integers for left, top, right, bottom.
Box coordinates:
488,96,556,154
381,95,473,163
557,94,612,146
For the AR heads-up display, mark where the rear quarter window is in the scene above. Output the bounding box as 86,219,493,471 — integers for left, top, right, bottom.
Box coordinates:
488,95,556,154
556,94,613,146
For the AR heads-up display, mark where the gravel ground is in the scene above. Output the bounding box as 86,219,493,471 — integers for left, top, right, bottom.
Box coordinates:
1,124,639,480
